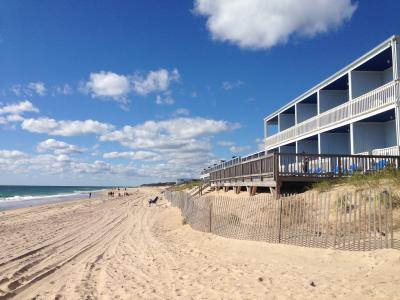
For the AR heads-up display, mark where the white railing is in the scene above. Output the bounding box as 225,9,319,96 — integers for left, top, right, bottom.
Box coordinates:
372,146,400,156
266,80,399,149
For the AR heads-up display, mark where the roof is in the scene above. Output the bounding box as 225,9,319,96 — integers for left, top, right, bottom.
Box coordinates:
264,35,399,122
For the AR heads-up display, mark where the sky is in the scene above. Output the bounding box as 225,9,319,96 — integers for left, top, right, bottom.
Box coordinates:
0,0,399,186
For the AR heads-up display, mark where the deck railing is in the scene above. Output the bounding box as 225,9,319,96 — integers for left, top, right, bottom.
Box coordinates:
210,152,400,183
372,145,400,156
265,80,399,150
209,153,275,182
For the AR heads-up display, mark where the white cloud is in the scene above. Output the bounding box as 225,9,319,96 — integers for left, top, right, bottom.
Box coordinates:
70,160,137,176
82,68,180,109
256,137,265,151
194,0,357,49
222,80,244,90
229,145,251,153
54,84,73,95
103,151,159,161
11,82,47,96
155,93,175,105
27,82,46,96
0,150,27,159
0,100,39,115
37,139,87,155
172,108,190,117
0,149,137,177
132,68,180,96
85,71,130,100
6,114,24,122
218,140,235,147
21,118,115,137
99,117,240,179
100,117,240,150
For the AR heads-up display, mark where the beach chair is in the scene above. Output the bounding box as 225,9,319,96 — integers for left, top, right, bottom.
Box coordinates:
374,160,387,171
148,196,159,206
349,163,358,173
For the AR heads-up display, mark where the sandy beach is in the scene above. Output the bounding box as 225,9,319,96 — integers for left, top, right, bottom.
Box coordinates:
0,187,399,299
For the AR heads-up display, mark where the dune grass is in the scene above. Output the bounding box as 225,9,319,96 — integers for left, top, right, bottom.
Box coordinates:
171,180,202,192
312,167,400,192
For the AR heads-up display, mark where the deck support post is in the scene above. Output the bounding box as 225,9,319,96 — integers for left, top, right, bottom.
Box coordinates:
247,186,257,196
275,181,281,200
224,186,229,192
235,186,240,194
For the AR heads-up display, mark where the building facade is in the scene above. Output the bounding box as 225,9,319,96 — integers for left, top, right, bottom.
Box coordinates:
264,35,400,157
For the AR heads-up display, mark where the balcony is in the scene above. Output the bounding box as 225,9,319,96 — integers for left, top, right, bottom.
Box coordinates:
265,80,399,150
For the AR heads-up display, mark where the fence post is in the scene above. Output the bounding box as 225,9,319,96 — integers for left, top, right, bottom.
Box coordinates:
209,201,213,233
278,194,282,243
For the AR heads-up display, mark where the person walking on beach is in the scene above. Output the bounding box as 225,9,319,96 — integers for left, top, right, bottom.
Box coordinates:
89,192,92,199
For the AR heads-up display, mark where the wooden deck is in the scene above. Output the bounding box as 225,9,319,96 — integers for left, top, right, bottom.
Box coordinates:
209,152,400,194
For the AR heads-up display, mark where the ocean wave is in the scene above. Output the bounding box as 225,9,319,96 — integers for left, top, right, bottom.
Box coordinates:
0,191,92,203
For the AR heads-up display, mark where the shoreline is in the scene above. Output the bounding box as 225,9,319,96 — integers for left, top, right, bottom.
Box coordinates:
0,188,108,211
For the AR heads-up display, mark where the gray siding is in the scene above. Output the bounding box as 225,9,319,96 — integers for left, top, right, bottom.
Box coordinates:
320,133,350,154
319,90,349,113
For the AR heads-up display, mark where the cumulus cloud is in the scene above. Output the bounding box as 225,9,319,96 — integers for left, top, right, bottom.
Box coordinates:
194,0,357,49
229,145,251,153
11,82,47,96
103,151,159,161
28,82,46,96
0,100,39,115
132,68,180,96
0,149,137,178
0,101,39,126
218,140,251,154
98,117,240,179
100,117,240,150
0,150,27,159
37,139,87,155
217,140,235,147
70,160,137,176
82,68,180,109
155,93,175,105
85,71,130,101
21,118,114,137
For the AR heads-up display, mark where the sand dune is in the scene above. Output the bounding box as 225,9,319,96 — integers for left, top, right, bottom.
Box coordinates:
0,187,399,299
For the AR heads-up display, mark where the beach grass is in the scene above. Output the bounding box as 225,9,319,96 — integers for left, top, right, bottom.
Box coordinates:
312,167,400,192
171,180,202,192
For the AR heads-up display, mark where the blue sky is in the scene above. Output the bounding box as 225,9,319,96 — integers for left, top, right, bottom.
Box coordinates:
0,0,399,186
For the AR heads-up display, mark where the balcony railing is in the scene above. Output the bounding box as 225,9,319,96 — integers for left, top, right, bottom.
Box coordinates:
265,80,399,150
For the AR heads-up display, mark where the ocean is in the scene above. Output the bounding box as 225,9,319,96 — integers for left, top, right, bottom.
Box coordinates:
0,185,110,211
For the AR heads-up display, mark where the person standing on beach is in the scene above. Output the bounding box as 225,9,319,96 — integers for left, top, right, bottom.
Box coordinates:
89,192,92,199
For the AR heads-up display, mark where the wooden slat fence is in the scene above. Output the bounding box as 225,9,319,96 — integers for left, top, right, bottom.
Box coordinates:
165,190,397,251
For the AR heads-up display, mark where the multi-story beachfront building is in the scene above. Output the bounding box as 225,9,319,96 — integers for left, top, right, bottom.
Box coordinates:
264,35,400,157
203,35,400,195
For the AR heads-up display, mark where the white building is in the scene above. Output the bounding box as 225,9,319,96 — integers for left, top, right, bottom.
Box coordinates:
264,35,400,156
